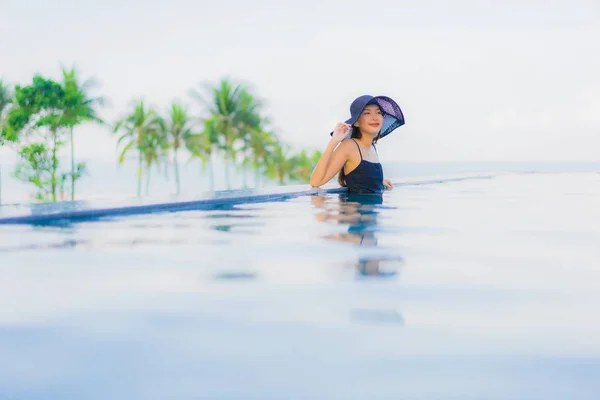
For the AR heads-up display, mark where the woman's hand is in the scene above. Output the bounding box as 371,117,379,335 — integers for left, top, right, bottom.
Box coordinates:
383,179,393,190
331,122,351,144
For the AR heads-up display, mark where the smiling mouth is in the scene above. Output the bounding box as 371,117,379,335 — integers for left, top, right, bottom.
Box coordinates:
369,123,380,127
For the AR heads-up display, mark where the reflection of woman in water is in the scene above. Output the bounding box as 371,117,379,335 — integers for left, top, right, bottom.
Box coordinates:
312,193,404,278
310,95,405,194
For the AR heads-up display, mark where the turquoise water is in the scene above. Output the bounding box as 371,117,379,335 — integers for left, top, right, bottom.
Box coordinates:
0,172,599,399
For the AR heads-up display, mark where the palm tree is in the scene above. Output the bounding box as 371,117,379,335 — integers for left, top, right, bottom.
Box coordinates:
61,66,105,201
113,100,162,197
265,142,293,185
185,116,218,191
161,103,195,195
242,128,277,187
141,120,169,196
288,149,312,183
0,80,12,205
190,78,264,189
234,89,265,187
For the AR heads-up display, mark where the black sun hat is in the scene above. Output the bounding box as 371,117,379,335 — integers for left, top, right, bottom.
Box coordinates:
331,95,405,140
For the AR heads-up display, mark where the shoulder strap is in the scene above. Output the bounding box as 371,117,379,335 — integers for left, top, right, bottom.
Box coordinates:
351,139,363,161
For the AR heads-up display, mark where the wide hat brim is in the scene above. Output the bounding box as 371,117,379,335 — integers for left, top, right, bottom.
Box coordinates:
330,95,405,140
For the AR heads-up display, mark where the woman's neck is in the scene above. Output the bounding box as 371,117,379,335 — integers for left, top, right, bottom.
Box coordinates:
355,135,375,148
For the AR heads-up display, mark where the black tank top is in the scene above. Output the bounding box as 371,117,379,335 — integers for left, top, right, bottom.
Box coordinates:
344,139,385,194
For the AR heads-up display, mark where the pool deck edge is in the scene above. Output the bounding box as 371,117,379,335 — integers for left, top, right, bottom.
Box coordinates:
0,173,496,225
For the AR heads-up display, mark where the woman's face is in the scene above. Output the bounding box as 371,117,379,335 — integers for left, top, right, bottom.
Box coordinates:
353,104,384,136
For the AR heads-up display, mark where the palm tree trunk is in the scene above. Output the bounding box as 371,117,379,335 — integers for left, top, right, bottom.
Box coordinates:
0,163,3,205
51,129,58,202
225,156,230,190
137,150,142,197
205,156,214,192
173,149,180,195
242,164,247,189
225,130,232,190
145,166,151,196
70,126,75,201
255,168,260,188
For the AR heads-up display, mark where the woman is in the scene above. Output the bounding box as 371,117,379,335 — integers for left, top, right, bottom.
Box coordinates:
309,95,405,194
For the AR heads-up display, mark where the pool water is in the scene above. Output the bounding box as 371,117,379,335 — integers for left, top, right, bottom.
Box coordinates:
1,172,599,399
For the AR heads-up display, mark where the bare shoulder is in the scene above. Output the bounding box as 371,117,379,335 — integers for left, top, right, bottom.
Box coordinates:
336,138,356,153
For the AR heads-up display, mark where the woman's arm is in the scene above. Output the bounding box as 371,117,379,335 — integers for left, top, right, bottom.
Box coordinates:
309,140,349,187
310,122,352,188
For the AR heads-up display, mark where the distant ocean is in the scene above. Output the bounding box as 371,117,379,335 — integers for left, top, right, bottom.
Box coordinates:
0,159,599,204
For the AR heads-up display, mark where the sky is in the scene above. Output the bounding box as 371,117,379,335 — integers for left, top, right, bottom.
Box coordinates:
1,0,599,169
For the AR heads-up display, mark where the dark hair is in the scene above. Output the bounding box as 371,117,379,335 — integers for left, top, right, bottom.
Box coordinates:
338,126,381,187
